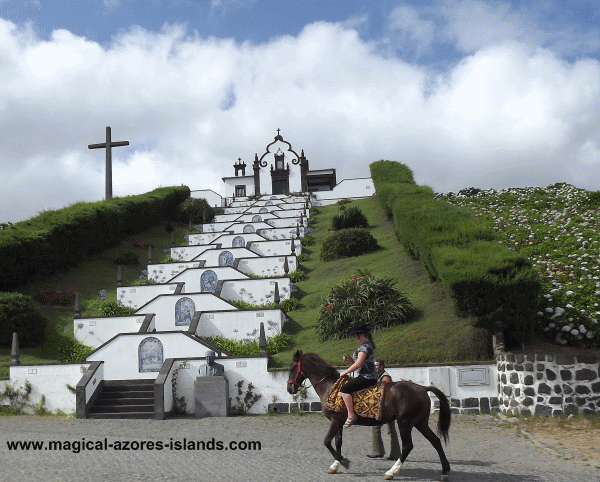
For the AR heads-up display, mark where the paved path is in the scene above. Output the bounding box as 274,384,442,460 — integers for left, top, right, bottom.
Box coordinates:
1,414,598,482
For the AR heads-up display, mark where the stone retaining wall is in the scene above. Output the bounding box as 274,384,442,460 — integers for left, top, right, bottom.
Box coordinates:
497,353,600,416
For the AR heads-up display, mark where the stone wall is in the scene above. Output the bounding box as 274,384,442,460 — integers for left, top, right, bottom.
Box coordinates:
497,353,600,416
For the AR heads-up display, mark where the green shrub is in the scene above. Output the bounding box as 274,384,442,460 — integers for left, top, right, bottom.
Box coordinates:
204,333,291,356
331,206,369,230
0,186,189,291
98,301,135,316
173,197,215,224
321,228,380,261
114,252,139,266
289,268,306,283
58,336,95,362
296,253,309,262
280,297,299,312
0,293,48,347
317,269,415,341
300,235,314,247
227,299,276,310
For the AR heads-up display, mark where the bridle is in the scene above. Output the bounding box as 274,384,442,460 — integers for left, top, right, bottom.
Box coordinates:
287,355,308,388
287,354,326,390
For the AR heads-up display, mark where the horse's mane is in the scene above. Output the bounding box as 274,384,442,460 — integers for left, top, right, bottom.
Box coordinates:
303,353,340,382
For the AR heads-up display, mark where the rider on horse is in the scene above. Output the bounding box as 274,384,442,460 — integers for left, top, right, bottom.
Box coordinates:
339,321,377,428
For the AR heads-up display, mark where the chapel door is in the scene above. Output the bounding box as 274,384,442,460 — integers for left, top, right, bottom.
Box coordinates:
272,179,289,195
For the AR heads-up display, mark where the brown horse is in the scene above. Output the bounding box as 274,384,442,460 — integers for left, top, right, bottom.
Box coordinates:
287,350,451,480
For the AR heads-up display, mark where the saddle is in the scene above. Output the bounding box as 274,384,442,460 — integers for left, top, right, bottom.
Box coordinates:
325,375,387,421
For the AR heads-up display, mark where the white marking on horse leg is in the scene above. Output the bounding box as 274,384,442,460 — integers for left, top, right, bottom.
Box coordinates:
384,459,403,479
327,460,340,474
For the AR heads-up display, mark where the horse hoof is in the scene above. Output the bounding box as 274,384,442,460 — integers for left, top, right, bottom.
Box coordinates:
440,475,449,481
384,475,393,480
327,468,337,474
340,458,350,469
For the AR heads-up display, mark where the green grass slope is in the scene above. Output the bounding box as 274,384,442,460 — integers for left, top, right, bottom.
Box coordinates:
270,196,491,368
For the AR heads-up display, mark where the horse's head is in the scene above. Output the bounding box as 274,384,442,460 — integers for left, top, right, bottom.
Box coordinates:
287,350,306,394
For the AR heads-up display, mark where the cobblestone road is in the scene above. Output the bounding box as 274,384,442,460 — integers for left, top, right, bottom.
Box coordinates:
1,414,598,482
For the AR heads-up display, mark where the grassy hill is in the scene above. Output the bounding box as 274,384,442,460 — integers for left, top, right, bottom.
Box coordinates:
0,195,492,379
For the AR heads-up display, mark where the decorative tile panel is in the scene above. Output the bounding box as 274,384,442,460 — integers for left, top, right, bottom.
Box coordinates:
201,270,218,292
138,337,163,373
232,236,246,247
175,297,195,326
218,250,234,266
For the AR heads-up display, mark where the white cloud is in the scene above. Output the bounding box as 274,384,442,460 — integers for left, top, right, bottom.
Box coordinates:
103,0,121,10
439,0,544,53
2,14,600,223
385,4,436,57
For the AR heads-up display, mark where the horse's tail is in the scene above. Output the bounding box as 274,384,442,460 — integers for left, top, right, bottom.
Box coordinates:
426,386,451,444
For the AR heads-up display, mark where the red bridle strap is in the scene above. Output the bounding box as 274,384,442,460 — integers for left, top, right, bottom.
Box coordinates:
287,355,307,387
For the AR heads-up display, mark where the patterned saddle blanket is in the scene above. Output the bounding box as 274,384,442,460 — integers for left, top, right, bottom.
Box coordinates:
325,376,387,421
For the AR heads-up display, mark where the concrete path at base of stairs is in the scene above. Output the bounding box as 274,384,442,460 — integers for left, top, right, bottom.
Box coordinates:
0,413,597,482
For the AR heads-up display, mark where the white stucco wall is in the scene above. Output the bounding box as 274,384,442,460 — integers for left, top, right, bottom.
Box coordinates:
74,314,151,348
247,239,302,256
195,309,286,338
257,227,304,240
190,189,223,208
311,178,375,205
168,267,248,292
265,217,305,229
209,232,265,247
148,261,204,282
136,293,237,331
8,363,90,414
86,333,221,380
219,277,292,303
116,283,180,310
206,222,271,234
236,256,297,277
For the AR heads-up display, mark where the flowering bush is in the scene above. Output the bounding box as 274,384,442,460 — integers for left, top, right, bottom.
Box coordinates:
317,269,415,341
438,183,600,348
32,287,76,306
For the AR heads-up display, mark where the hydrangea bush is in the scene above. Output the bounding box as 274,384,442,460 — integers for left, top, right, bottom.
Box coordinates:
437,183,600,348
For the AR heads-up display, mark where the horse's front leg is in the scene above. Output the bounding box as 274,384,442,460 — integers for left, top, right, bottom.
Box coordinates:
324,420,348,474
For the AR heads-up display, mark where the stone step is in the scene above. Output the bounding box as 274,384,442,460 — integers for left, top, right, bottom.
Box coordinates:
87,380,155,419
93,397,154,405
87,411,155,419
89,403,154,413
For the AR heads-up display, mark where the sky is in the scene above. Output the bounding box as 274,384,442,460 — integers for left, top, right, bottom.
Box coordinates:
2,0,600,223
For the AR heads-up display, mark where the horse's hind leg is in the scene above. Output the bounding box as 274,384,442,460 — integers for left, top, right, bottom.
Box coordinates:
384,421,414,480
415,421,450,481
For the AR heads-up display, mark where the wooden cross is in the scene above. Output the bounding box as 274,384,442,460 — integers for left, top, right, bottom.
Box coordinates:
88,126,129,199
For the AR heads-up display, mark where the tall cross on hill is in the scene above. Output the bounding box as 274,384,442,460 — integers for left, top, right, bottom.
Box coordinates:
88,126,129,199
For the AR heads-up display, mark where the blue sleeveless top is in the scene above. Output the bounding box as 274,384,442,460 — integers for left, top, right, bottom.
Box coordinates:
353,341,376,379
